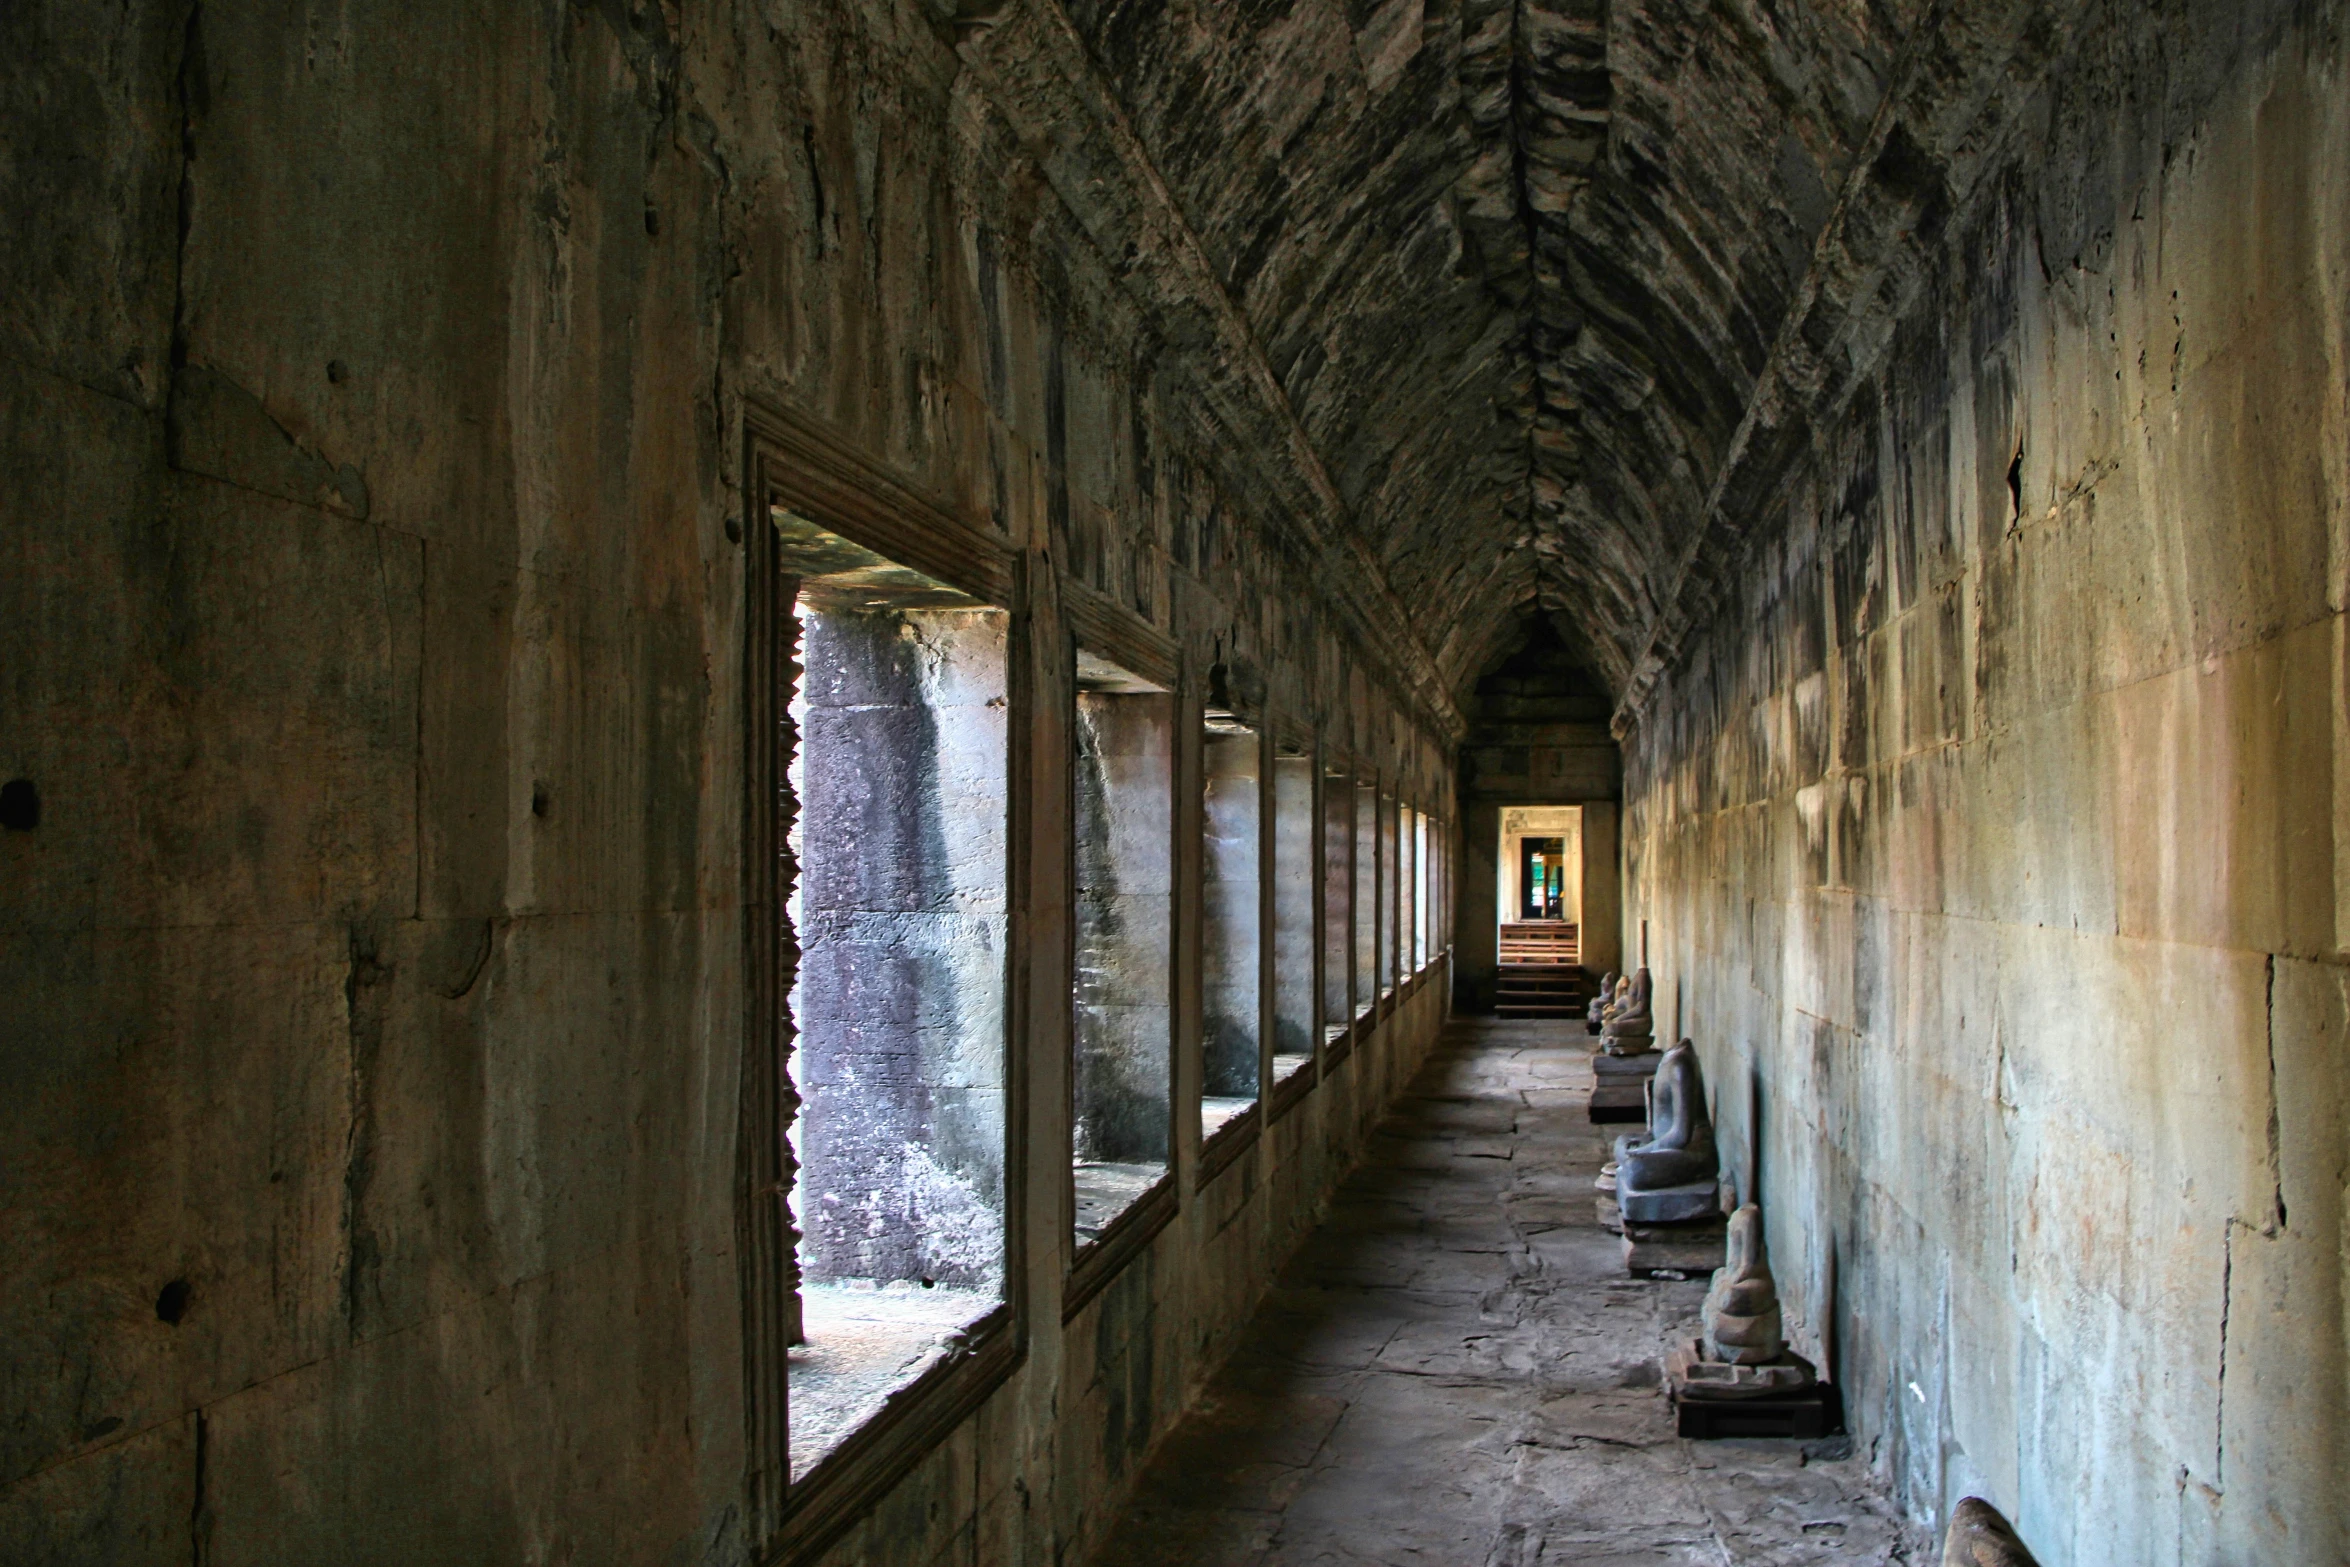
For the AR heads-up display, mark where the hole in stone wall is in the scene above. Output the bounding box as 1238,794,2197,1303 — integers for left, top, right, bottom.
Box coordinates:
1321,765,1354,1043
1072,648,1173,1246
2006,440,2024,524
776,507,1009,1482
1200,709,1261,1141
1271,742,1317,1086
1,778,40,831
154,1278,191,1324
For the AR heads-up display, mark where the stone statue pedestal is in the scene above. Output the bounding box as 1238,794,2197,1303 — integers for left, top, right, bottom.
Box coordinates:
1592,1049,1659,1081
1667,1339,1817,1398
1665,1341,1834,1438
1587,1084,1647,1122
1587,1052,1657,1122
1621,1213,1725,1274
1619,1173,1721,1224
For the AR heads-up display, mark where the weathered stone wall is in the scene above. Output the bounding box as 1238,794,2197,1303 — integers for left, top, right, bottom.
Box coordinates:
1200,730,1262,1100
1271,754,1320,1067
794,605,1009,1288
0,1,1460,1562
1619,8,2348,1561
1073,690,1176,1166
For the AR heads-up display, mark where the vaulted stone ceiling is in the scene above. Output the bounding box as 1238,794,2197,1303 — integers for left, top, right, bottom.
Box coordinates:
1059,0,1914,700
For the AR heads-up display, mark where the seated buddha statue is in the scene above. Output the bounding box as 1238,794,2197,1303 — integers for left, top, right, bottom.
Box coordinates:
1599,967,1655,1054
1586,971,1618,1034
1616,1040,1719,1222
1609,1035,1691,1164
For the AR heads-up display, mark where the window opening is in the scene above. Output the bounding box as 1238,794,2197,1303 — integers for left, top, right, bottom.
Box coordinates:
1398,806,1416,977
1413,811,1431,970
778,509,1009,1482
1379,793,1399,998
1321,765,1354,1044
1353,779,1378,1022
1435,821,1448,958
1072,649,1174,1246
1271,741,1317,1085
1200,709,1262,1140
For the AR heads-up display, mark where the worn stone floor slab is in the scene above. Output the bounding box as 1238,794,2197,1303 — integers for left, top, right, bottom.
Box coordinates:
1087,1019,1927,1567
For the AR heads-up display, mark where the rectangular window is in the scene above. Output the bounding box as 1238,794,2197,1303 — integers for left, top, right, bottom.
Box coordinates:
1321,764,1353,1045
1271,740,1317,1087
780,515,1009,1482
1379,792,1399,998
1200,710,1261,1141
1391,808,1410,982
1436,820,1449,957
1354,779,1378,1022
1413,810,1430,970
1071,650,1174,1247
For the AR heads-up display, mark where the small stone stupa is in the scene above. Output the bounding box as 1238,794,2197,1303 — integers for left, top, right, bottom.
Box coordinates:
1667,1204,1817,1399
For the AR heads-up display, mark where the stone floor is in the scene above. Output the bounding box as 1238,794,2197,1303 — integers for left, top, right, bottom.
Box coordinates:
1087,1018,1927,1566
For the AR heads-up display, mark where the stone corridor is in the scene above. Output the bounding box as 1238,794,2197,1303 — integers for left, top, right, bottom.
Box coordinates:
11,3,2348,1560
1088,1019,1923,1567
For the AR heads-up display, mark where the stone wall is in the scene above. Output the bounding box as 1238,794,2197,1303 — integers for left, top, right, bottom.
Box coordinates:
0,1,1460,1561
1271,754,1320,1067
1618,7,2348,1561
1200,730,1263,1101
1455,623,1624,1007
1073,689,1177,1167
794,605,1009,1288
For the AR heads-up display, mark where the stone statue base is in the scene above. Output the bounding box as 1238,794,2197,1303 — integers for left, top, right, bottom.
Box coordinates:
1598,1031,1655,1055
1592,1049,1659,1080
1587,1084,1647,1122
1621,1213,1725,1274
1666,1340,1818,1400
1667,1341,1835,1438
1619,1173,1720,1224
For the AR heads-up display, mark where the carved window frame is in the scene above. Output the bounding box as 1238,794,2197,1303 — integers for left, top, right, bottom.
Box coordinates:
740,399,1028,1564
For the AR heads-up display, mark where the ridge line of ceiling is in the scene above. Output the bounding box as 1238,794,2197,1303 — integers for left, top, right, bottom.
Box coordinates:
958,0,1468,743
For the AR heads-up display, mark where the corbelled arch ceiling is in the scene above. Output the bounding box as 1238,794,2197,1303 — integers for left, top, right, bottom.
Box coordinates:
1033,0,1940,706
